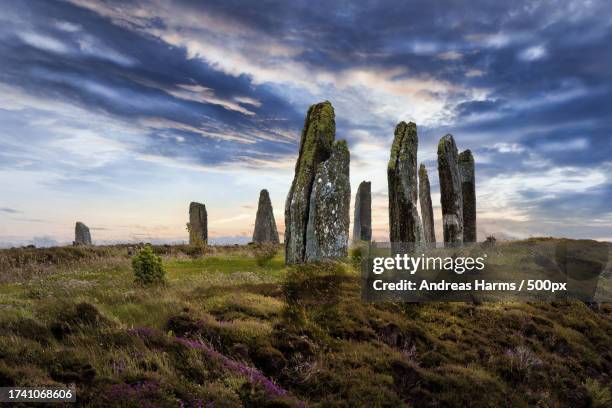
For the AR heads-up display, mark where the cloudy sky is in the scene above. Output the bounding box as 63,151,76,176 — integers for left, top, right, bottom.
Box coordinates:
1,0,611,246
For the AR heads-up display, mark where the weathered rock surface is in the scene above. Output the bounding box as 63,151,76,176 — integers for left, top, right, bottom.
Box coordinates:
353,181,372,242
437,134,463,244
252,189,279,244
459,150,476,243
305,140,351,261
418,164,436,244
189,202,208,245
285,101,335,264
388,122,423,243
74,222,92,246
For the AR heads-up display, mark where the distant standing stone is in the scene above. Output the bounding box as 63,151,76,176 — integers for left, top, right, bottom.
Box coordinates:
305,140,351,261
285,101,335,264
353,181,372,242
459,150,476,243
252,189,280,243
189,202,208,245
418,164,436,244
437,134,463,244
74,222,92,246
388,122,423,243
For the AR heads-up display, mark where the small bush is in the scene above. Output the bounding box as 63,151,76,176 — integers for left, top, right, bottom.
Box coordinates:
350,244,365,270
251,243,278,266
132,245,166,286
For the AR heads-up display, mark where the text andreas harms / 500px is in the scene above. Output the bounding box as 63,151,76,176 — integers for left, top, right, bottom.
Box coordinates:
368,253,510,292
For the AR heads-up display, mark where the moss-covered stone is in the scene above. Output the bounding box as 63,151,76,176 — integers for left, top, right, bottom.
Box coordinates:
437,134,463,244
305,140,350,261
458,150,476,243
285,101,336,264
419,164,436,243
387,122,423,243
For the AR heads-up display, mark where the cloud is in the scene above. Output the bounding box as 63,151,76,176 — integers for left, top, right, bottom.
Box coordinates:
518,44,547,61
0,0,610,243
0,208,20,214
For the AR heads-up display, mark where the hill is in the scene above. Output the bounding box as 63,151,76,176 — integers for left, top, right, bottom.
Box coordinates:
0,241,610,407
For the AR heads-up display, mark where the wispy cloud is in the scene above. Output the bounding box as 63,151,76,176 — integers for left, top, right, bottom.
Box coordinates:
0,0,610,243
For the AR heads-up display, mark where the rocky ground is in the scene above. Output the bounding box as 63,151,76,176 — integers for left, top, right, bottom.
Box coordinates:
0,241,610,407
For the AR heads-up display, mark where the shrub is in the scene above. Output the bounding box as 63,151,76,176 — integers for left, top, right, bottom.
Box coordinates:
251,243,278,266
350,244,365,270
132,245,166,286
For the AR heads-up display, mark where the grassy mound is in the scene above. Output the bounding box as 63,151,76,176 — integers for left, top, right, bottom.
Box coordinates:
0,241,609,407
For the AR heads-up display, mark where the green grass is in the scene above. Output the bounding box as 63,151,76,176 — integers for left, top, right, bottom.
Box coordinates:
0,241,609,407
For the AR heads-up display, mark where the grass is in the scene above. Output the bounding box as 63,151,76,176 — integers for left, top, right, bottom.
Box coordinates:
0,241,609,407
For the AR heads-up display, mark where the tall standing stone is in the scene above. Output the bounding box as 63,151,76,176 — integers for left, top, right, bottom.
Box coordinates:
437,134,463,244
418,164,436,244
252,189,280,244
388,122,423,243
189,202,208,245
353,181,372,242
305,140,351,261
459,150,476,243
285,101,335,264
74,222,92,246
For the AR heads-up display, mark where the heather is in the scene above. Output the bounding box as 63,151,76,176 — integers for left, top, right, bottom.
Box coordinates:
0,241,609,407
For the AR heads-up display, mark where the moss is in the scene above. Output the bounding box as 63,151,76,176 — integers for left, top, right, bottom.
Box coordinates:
388,121,417,171
458,149,474,163
294,101,335,190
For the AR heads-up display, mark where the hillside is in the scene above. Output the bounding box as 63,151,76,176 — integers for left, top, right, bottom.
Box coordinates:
0,241,610,407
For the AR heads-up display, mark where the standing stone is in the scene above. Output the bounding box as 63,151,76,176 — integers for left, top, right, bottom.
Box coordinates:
252,189,280,243
437,134,463,244
418,164,436,244
305,140,351,261
353,181,372,242
74,222,92,245
285,101,335,264
387,122,423,243
459,150,476,243
189,202,208,245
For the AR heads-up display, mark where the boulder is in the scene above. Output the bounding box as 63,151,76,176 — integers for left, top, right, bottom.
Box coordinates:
285,101,335,264
388,122,423,244
458,150,476,243
418,164,436,244
252,189,280,243
353,181,372,242
189,202,208,245
74,222,92,246
305,141,351,261
437,134,463,244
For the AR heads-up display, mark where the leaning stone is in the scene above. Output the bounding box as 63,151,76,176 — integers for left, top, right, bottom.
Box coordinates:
458,150,476,243
285,101,335,264
189,202,208,245
305,140,351,261
252,189,280,243
418,164,436,244
387,122,423,244
437,134,463,244
353,181,372,242
74,222,92,246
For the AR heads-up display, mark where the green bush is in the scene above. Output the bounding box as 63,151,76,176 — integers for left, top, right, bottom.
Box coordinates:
251,243,277,266
132,245,166,285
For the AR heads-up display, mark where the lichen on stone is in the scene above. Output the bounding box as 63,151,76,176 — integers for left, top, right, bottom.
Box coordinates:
388,121,423,244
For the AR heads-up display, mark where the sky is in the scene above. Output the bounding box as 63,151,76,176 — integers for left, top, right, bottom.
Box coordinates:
0,0,611,246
